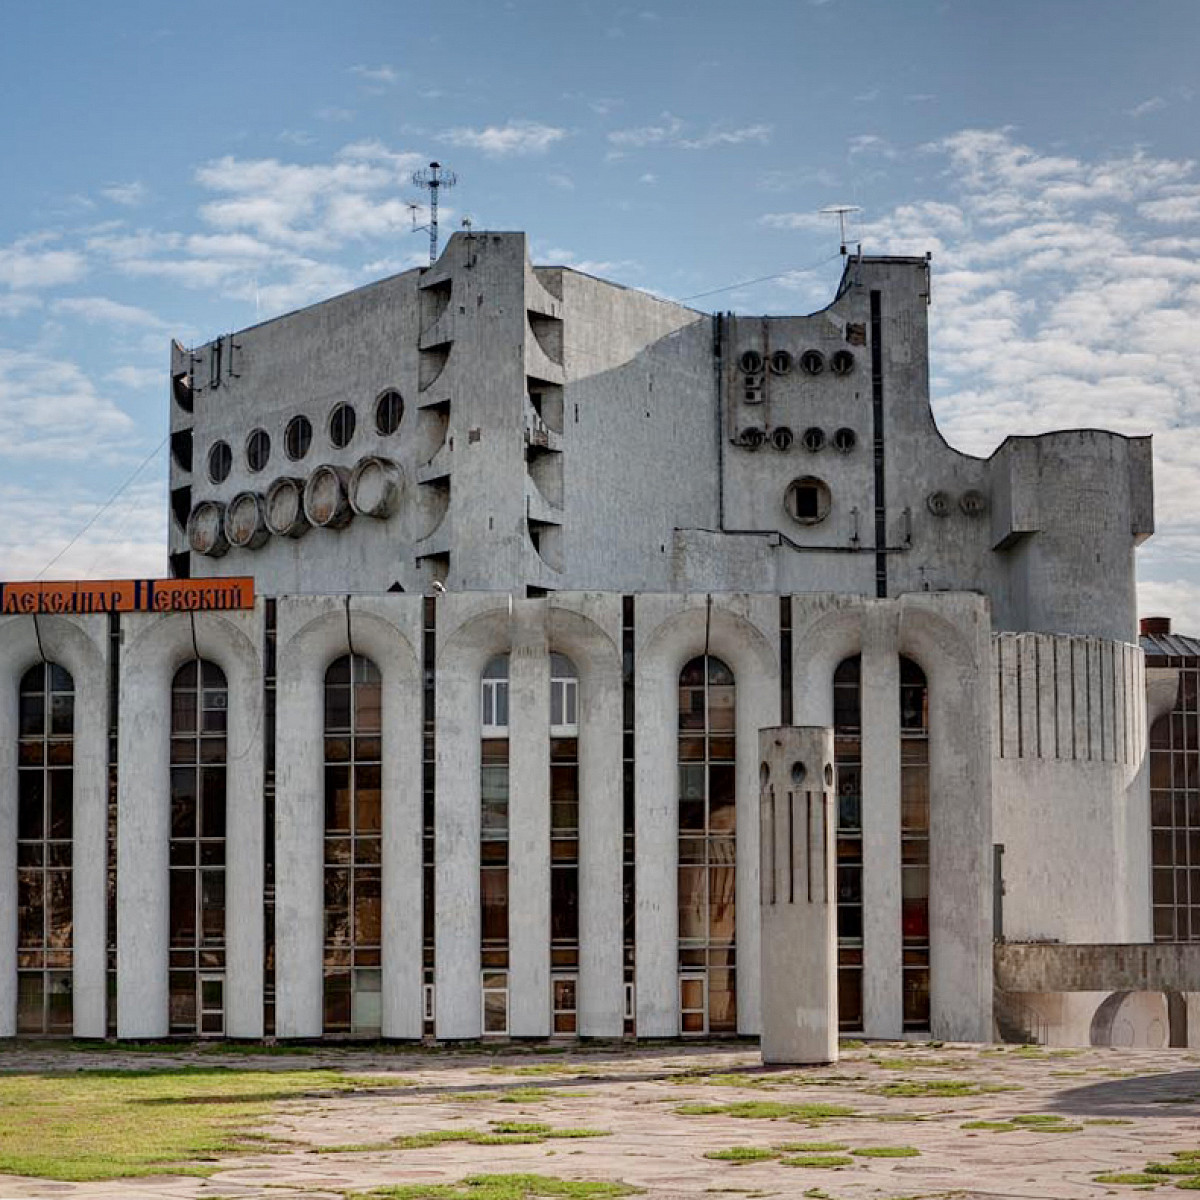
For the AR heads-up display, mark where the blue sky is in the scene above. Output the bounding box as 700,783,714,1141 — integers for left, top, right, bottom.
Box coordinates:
2,0,1199,626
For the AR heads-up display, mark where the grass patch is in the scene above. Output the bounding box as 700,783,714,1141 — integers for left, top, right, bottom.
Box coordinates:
851,1146,920,1158
1145,1161,1200,1176
480,1065,578,1078
356,1174,640,1199
876,1078,1015,1097
780,1154,854,1168
704,1147,777,1163
392,1124,610,1150
962,1114,1080,1134
838,1039,865,1050
776,1142,848,1152
499,1087,586,1104
675,1101,857,1121
0,1066,386,1181
1093,1175,1164,1186
871,1057,965,1071
1084,1117,1134,1125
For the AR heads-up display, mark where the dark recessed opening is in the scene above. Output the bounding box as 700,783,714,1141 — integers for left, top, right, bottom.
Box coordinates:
740,427,766,450
739,349,763,375
330,402,357,448
802,426,826,452
208,441,232,484
833,427,857,453
831,349,856,376
170,486,192,531
246,428,271,473
285,415,313,461
771,426,793,451
800,349,825,376
785,475,831,526
170,428,193,473
376,390,404,436
172,372,193,413
769,350,792,375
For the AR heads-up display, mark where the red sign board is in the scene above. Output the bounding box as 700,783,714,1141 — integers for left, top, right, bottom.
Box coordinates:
0,577,255,616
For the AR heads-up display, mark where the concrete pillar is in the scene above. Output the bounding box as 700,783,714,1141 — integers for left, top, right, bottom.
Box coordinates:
117,655,170,1038
274,649,325,1038
576,638,624,1038
861,608,902,1038
508,607,551,1036
758,726,837,1064
434,638,483,1038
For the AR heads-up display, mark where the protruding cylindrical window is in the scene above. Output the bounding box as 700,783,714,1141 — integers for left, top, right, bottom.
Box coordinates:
550,653,579,1034
480,654,510,1035
169,660,228,1036
677,655,737,1035
17,662,74,1035
323,653,382,1036
832,657,863,1031
899,657,930,1030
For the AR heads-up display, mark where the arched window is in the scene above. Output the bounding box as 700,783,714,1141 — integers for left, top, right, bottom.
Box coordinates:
169,659,228,1035
17,662,74,1035
900,657,930,1030
831,655,931,1033
480,655,510,1034
832,656,863,1032
677,655,736,1035
323,653,382,1036
550,654,579,1034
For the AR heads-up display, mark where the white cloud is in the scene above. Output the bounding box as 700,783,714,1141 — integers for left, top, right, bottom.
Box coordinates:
848,134,895,158
1129,96,1167,118
350,63,399,86
1140,189,1200,223
0,241,87,289
100,181,148,206
106,365,163,391
0,293,41,318
547,172,575,190
52,296,167,328
608,113,684,148
608,114,770,151
439,120,566,157
680,124,771,150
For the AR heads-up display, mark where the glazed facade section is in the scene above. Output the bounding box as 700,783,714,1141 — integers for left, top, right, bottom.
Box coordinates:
0,589,1072,1042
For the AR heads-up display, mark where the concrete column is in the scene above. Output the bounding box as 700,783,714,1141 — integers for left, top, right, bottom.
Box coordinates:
508,606,551,1036
274,649,325,1038
117,652,170,1038
435,641,483,1038
577,642,624,1038
758,726,837,1065
861,608,902,1039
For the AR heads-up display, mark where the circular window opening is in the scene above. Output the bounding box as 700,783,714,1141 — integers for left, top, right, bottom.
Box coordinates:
769,350,792,376
285,415,313,462
833,427,857,453
802,426,826,452
830,349,856,376
791,760,807,786
824,763,834,786
739,349,763,375
960,489,988,517
375,389,404,436
740,427,766,450
785,476,831,526
329,402,357,449
927,490,951,518
759,761,771,788
800,349,825,376
771,426,794,451
246,428,271,473
208,440,232,484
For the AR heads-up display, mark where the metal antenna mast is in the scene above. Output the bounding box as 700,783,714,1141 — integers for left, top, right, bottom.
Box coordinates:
411,161,457,265
819,205,861,256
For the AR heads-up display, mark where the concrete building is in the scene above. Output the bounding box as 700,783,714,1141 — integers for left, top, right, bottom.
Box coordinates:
0,232,1162,1043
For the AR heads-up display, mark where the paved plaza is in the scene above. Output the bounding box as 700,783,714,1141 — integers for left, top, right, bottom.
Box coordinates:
3,1039,1200,1199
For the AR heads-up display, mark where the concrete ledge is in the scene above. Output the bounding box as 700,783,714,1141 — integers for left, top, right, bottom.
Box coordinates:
996,942,1200,993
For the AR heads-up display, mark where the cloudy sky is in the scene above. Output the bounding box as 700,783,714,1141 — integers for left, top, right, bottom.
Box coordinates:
2,0,1199,629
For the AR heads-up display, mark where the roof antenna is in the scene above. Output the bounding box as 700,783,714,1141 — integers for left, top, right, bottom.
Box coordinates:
819,205,861,257
411,161,457,265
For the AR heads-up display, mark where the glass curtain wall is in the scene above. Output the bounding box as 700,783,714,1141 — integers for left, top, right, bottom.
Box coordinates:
323,654,383,1036
169,660,228,1034
899,657,930,1029
481,655,510,1034
17,663,74,1035
832,657,864,1031
677,655,737,1034
550,653,579,1034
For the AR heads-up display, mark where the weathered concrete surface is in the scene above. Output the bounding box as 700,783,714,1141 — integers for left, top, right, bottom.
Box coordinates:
4,1040,1200,1200
997,941,1200,992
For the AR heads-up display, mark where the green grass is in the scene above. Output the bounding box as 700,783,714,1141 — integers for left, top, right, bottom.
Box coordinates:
704,1147,777,1162
389,1124,610,1150
851,1146,920,1158
675,1101,857,1120
0,1065,392,1181
780,1154,854,1168
354,1174,640,1199
499,1087,586,1104
480,1065,579,1078
962,1114,1081,1134
1084,1118,1134,1125
876,1078,1015,1097
1093,1174,1164,1185
776,1142,849,1152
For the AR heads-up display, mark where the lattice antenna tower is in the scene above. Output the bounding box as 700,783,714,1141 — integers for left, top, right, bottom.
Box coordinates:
412,161,457,265
819,205,861,257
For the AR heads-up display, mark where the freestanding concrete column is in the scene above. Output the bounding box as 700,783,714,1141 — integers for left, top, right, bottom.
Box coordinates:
758,725,837,1065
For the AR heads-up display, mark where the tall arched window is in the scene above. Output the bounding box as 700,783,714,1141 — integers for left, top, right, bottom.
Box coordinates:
481,655,510,1034
169,659,228,1035
550,653,579,1034
832,657,863,1031
17,662,74,1035
900,657,930,1030
677,655,736,1035
831,655,931,1033
323,653,382,1036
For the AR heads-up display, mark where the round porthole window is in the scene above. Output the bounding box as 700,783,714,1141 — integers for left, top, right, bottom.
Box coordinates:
740,427,766,450
927,491,951,517
785,476,831,526
285,415,312,462
208,440,232,484
769,350,792,375
833,427,857,453
771,426,794,451
800,349,825,376
830,349,856,376
329,402,357,449
246,429,271,473
960,489,988,517
802,426,826,452
739,349,764,375
375,389,404,436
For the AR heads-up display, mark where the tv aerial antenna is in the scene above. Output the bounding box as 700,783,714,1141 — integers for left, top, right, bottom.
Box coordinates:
411,161,457,265
819,205,861,256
